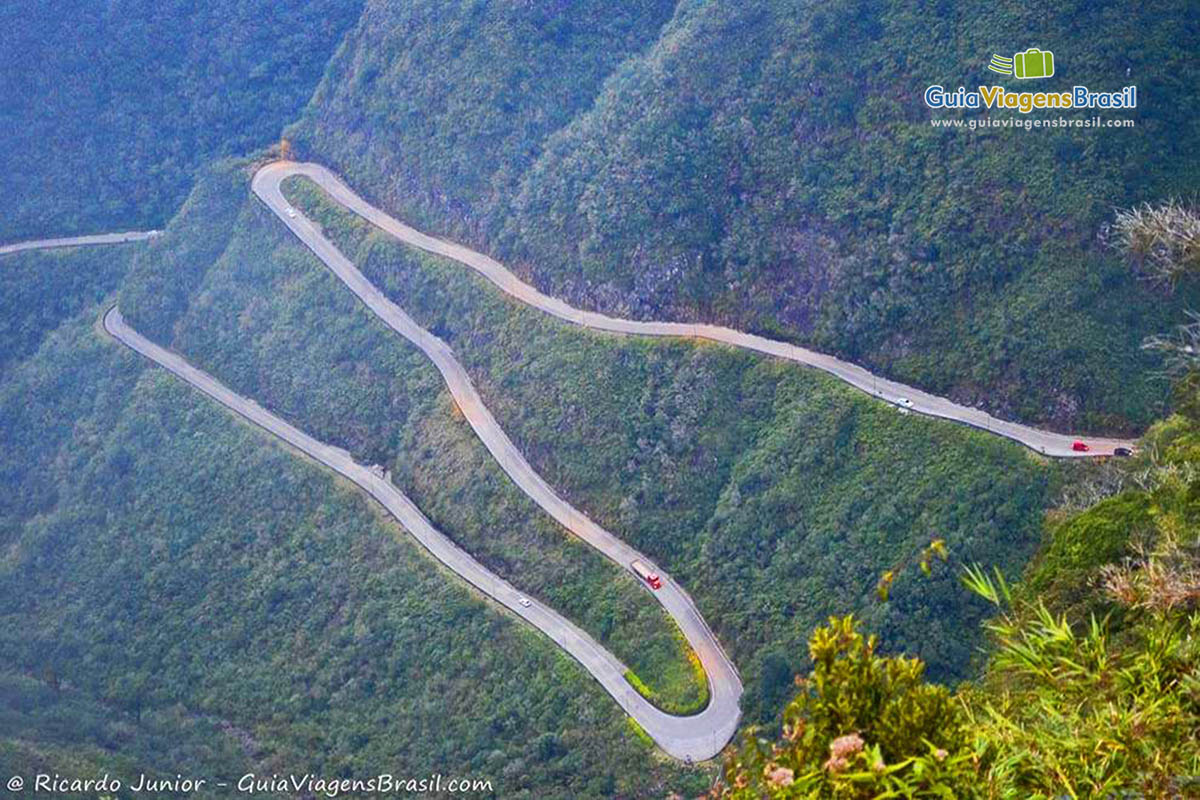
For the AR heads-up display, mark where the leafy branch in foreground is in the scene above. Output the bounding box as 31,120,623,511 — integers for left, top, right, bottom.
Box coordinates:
718,555,1200,798
876,537,950,602
715,616,975,798
961,561,1200,800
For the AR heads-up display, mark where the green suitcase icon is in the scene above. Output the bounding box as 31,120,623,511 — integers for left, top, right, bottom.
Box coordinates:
1014,48,1054,79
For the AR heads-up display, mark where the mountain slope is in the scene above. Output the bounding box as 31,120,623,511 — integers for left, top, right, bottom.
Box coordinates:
291,0,1200,433
0,272,703,800
284,172,1057,721
0,0,360,241
0,244,138,374
288,0,677,238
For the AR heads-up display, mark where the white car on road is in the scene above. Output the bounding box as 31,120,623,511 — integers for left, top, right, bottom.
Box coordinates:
517,597,532,608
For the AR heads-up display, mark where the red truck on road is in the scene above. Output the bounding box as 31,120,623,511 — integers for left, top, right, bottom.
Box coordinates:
631,560,663,590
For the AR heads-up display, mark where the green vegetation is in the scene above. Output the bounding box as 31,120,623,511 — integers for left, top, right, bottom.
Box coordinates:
0,244,137,373
1023,491,1153,620
962,563,1200,798
292,0,1200,433
0,667,251,787
625,718,654,749
721,616,975,798
4,160,1062,790
288,0,677,237
284,175,1056,722
625,634,710,716
8,1,1196,791
0,303,705,798
718,381,1200,797
0,0,359,241
722,570,1200,798
121,160,705,712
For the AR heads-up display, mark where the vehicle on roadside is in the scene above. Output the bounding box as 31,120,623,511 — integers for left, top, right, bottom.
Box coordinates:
1072,440,1090,452
518,597,532,608
286,207,297,219
898,397,914,408
631,560,663,590
1113,446,1133,457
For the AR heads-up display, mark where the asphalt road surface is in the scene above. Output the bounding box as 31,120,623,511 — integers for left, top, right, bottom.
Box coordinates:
254,161,1138,458
15,158,1142,761
0,230,160,256
104,306,741,762
254,166,747,761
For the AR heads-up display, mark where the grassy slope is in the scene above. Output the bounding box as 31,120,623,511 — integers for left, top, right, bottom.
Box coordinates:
0,297,704,799
0,0,360,241
1023,410,1200,622
286,175,1058,722
290,0,1200,434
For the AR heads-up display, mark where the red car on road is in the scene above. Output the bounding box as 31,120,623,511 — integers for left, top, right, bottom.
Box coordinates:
631,560,663,590
1072,440,1090,452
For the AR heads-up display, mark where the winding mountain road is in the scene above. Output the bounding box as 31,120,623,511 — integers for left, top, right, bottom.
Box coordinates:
103,306,740,762
0,230,159,256
18,158,1141,763
253,163,747,761
255,161,1138,458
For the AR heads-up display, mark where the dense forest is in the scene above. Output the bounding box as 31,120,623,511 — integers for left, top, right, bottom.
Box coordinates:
0,0,359,241
3,0,1198,795
0,252,704,798
280,173,1055,714
291,0,1200,434
0,244,137,373
289,0,679,236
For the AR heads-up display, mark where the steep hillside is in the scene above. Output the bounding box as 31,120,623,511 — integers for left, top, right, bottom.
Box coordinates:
0,244,138,374
288,0,677,237
0,154,1057,788
0,267,703,799
5,0,1190,787
291,0,1200,433
119,160,708,715
284,173,1057,721
0,0,359,241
